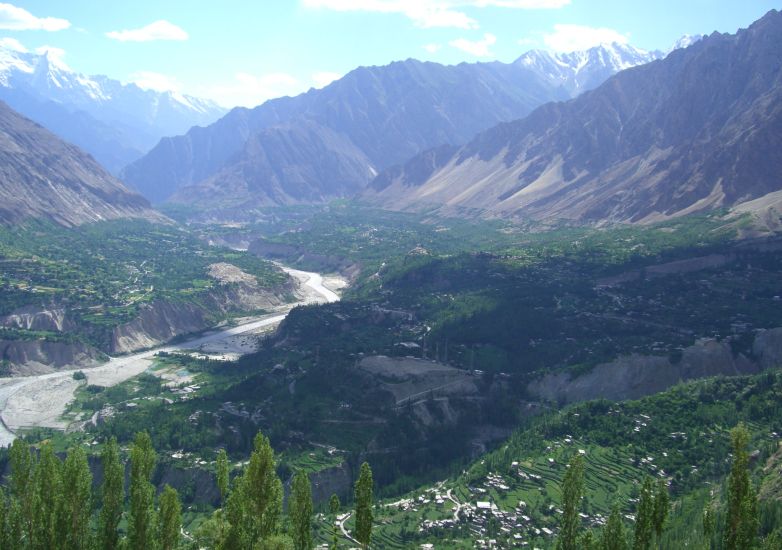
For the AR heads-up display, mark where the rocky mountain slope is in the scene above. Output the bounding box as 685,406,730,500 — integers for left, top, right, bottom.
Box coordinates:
366,10,782,224
123,43,663,208
0,100,164,227
0,43,225,173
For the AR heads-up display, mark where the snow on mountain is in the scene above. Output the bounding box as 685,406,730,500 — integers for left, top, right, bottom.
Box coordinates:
513,37,701,97
0,41,225,173
668,34,704,53
514,42,664,96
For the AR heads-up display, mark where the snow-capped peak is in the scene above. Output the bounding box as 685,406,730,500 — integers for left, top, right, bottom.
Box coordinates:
0,37,225,128
514,42,663,97
668,34,704,53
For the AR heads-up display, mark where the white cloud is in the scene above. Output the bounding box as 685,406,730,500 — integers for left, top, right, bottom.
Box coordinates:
424,43,442,53
201,72,303,109
302,0,568,29
517,36,538,47
311,71,342,89
106,20,188,42
130,71,182,92
543,24,629,52
0,3,70,31
449,32,496,57
0,36,26,52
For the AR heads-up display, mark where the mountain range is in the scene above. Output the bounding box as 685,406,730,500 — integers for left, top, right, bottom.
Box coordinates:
365,12,782,224
123,42,668,207
0,100,163,227
0,43,225,173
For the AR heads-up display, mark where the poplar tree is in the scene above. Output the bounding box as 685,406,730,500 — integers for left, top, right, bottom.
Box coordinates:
354,462,374,549
724,423,759,550
60,446,93,550
0,487,23,550
33,442,63,550
99,437,125,550
557,454,585,550
329,494,340,550
157,484,182,550
128,432,157,550
602,504,628,550
702,505,716,550
216,448,229,505
9,438,35,545
289,471,313,550
244,432,283,543
633,477,655,550
224,432,284,548
652,479,669,541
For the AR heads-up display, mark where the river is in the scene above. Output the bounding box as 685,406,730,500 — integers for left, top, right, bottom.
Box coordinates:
0,267,341,447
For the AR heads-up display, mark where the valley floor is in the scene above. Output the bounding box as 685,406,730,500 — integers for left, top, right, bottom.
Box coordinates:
0,266,343,447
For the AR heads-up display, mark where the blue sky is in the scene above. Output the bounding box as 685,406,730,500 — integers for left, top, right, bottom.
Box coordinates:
0,1,778,108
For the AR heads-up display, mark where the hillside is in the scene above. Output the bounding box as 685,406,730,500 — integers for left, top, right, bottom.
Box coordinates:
0,101,163,227
366,10,782,225
123,44,663,207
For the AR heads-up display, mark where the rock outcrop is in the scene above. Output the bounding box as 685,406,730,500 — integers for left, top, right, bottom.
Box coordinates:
0,338,105,375
110,266,294,354
527,331,782,405
0,306,71,332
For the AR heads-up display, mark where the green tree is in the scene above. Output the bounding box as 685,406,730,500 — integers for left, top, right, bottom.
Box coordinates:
602,504,628,550
99,437,125,550
215,447,230,547
289,471,313,550
652,479,669,541
703,505,716,550
724,423,759,550
60,446,93,550
557,454,585,550
0,487,23,550
762,530,782,550
633,477,655,550
244,432,283,543
354,462,373,550
329,494,340,550
579,529,598,549
216,448,229,505
9,438,36,545
157,484,182,550
32,442,63,550
128,432,157,550
223,432,283,548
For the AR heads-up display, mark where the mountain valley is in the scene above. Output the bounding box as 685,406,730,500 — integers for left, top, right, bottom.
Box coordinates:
1,6,782,550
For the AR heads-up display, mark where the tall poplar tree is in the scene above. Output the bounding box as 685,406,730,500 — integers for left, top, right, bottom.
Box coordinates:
9,438,35,545
354,462,374,550
724,423,759,550
223,432,284,548
128,432,157,550
216,448,229,505
602,504,628,550
652,479,669,541
633,477,655,550
289,471,313,550
99,437,125,550
157,484,182,550
60,446,93,550
557,454,585,550
33,442,63,550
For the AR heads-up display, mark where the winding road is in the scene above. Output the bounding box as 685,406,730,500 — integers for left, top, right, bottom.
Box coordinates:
0,267,340,447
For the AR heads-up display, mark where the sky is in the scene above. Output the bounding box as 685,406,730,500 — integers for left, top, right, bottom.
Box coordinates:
0,1,778,108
